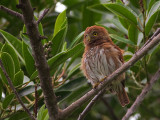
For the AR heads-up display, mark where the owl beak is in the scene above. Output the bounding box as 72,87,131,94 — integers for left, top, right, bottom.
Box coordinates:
85,34,91,42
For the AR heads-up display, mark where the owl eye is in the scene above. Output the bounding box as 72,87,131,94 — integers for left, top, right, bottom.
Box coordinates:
93,32,97,36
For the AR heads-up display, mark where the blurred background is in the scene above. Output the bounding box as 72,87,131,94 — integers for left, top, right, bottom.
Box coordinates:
0,0,160,120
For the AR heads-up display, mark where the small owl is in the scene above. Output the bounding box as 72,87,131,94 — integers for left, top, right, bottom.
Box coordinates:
81,25,129,107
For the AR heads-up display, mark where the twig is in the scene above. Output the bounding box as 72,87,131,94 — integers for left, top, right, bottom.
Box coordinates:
77,90,105,120
0,5,23,21
0,59,36,120
139,28,160,52
122,68,160,120
18,0,59,119
101,98,119,120
34,84,38,118
60,32,160,119
37,8,49,24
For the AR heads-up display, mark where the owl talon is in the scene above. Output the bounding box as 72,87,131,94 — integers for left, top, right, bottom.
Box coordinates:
93,83,100,89
100,76,108,83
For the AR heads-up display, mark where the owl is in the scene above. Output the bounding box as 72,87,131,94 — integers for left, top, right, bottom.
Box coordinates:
81,25,129,106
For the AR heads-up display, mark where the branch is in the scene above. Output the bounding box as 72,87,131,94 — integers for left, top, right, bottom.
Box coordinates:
0,59,35,120
0,5,23,21
18,0,59,119
37,8,49,24
122,68,160,120
60,32,160,119
77,90,105,120
101,98,119,120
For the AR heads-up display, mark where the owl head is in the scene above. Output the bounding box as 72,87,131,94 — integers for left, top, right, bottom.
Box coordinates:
83,25,111,46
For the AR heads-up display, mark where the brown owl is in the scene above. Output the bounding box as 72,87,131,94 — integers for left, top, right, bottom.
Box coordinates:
81,25,129,107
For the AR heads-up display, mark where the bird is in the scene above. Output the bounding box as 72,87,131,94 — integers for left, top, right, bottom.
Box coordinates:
81,25,130,107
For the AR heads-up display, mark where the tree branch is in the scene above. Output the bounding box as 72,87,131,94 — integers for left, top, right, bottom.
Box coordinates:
18,0,59,119
0,59,35,120
122,68,160,120
77,90,105,120
0,5,23,21
60,32,160,119
37,8,49,24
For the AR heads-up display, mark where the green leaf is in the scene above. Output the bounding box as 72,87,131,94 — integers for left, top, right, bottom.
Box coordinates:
128,25,138,44
51,25,67,56
57,77,87,91
2,94,15,109
82,0,102,30
53,10,66,37
38,105,49,120
0,29,24,64
69,31,84,48
19,85,41,97
55,91,72,102
103,3,137,25
87,4,108,14
0,52,15,84
13,70,24,86
49,42,84,74
1,43,20,73
145,1,160,36
22,41,36,76
9,111,29,120
66,63,81,80
110,34,135,45
107,19,128,34
118,16,130,29
62,85,90,104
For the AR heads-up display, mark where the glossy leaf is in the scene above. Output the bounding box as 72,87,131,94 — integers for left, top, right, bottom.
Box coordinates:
110,34,135,45
128,25,138,44
0,52,15,84
103,3,137,25
69,31,84,48
49,42,84,74
19,85,41,97
13,70,24,86
1,43,20,73
118,16,129,29
108,19,128,34
66,63,81,80
53,10,66,37
22,41,36,76
87,4,108,14
82,0,102,30
0,29,24,64
57,77,87,91
2,94,15,109
51,25,67,56
38,105,49,120
145,1,160,36
8,111,29,120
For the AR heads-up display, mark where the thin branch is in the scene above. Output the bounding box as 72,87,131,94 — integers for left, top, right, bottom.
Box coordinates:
101,98,119,120
0,5,23,21
122,68,160,120
18,0,59,119
77,90,105,120
60,32,160,119
139,28,160,51
37,8,49,24
0,59,35,120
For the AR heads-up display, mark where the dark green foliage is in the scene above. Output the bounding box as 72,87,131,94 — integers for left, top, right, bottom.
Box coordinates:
0,0,160,120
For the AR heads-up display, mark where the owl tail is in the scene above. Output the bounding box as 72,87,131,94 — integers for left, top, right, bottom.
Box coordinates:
116,85,130,107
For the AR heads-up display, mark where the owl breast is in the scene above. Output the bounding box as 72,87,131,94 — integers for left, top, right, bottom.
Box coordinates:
83,46,123,86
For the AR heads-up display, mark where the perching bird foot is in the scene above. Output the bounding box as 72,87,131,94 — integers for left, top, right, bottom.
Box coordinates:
93,82,100,89
100,76,107,83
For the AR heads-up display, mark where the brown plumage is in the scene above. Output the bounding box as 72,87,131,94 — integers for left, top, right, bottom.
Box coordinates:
81,25,129,107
